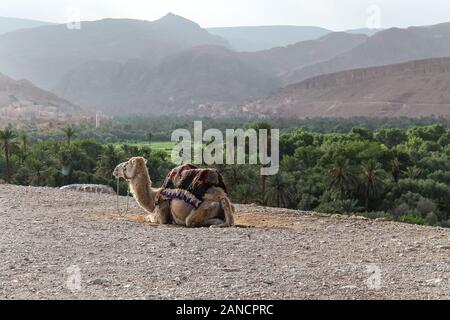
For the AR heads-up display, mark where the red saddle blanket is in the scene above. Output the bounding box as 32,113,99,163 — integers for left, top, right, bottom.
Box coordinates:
160,164,228,208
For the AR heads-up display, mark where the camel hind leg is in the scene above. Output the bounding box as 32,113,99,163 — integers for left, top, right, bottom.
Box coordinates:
202,190,235,228
185,201,225,227
205,188,235,226
208,198,235,228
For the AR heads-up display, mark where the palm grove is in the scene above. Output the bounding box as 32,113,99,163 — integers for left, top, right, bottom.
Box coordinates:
1,120,450,227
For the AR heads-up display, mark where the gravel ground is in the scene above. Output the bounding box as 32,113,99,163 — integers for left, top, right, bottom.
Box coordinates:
0,184,449,300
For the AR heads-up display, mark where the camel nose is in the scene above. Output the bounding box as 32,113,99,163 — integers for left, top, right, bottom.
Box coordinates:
113,163,123,177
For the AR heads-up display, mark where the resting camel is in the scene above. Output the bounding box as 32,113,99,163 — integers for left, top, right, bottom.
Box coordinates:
113,157,234,227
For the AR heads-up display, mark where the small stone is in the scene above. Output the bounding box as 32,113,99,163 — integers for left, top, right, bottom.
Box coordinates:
426,278,443,286
91,278,109,286
340,285,358,290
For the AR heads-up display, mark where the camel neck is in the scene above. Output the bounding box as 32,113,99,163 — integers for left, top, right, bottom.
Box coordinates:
129,171,156,213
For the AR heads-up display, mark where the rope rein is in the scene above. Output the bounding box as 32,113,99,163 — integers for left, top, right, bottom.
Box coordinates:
116,177,130,216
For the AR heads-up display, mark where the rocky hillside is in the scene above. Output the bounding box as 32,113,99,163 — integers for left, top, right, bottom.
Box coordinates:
244,58,450,118
1,184,449,299
286,22,450,84
53,32,368,115
55,45,278,115
240,32,368,83
0,72,86,127
50,21,450,117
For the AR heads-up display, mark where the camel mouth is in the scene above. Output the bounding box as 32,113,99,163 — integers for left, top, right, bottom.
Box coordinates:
113,162,126,178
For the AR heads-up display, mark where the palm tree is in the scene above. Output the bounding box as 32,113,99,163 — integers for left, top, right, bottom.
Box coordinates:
28,158,46,186
96,145,124,179
0,128,18,182
264,174,293,208
222,164,242,189
405,166,422,179
339,199,362,214
145,131,153,144
251,122,272,205
391,158,401,183
62,126,75,145
20,131,29,152
360,160,386,210
328,160,357,200
234,184,254,203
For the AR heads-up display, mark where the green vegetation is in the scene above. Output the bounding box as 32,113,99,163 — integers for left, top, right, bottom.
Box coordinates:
113,141,176,154
19,115,450,143
2,117,450,227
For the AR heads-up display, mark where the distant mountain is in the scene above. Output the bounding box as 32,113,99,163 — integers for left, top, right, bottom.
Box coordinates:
243,58,450,118
55,46,278,115
53,32,366,116
0,16,53,35
345,28,382,36
3,14,450,117
240,32,368,84
285,22,450,84
0,13,230,89
206,25,331,51
0,73,86,127
53,59,150,114
53,22,450,117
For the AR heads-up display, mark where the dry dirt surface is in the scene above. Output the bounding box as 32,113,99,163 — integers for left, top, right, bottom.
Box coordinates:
0,184,449,300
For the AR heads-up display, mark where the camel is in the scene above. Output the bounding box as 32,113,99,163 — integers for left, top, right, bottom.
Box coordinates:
113,157,235,227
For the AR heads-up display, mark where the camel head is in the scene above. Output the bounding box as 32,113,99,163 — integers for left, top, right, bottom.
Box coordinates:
113,157,148,180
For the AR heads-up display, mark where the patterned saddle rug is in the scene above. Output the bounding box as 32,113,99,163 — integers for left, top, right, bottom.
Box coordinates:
158,164,227,209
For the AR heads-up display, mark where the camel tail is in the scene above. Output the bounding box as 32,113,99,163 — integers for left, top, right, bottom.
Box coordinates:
220,197,235,226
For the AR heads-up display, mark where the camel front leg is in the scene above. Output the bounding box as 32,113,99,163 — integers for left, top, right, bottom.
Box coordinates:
144,199,171,224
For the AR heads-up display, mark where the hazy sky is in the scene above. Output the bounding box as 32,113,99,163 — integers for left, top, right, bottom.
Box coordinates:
1,0,450,30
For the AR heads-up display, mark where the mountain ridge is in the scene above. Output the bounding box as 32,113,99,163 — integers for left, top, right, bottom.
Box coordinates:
0,15,230,89
0,16,54,35
243,57,450,118
2,14,450,118
206,25,331,51
285,23,450,84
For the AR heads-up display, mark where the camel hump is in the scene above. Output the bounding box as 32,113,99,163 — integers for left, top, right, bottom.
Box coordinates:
162,165,227,201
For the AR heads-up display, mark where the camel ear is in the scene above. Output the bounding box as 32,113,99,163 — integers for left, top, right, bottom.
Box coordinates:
144,158,148,164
